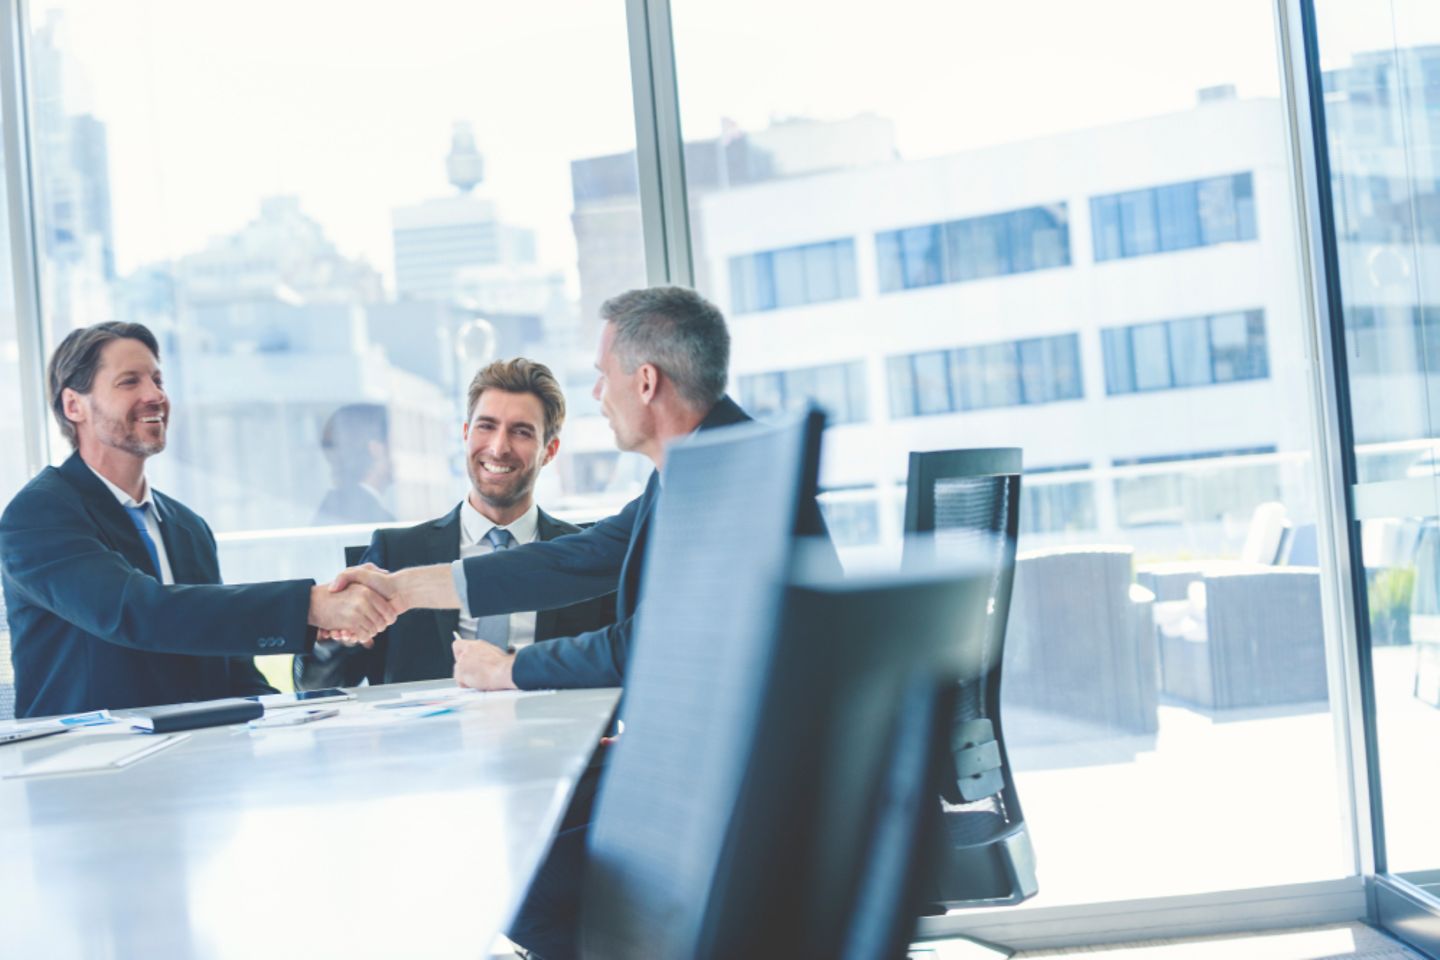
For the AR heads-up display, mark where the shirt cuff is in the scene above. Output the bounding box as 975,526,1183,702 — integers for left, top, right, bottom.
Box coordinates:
450,559,473,619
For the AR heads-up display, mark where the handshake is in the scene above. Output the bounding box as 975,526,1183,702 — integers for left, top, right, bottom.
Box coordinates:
305,564,409,647
304,561,462,646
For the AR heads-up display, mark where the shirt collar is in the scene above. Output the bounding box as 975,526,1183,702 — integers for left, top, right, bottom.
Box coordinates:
460,497,539,547
86,462,155,512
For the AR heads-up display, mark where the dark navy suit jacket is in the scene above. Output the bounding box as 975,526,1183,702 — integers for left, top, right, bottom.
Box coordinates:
463,396,751,690
294,504,616,688
0,452,315,717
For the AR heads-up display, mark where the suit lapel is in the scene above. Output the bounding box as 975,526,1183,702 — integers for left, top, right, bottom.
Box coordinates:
56,453,161,579
423,506,462,658
618,474,661,619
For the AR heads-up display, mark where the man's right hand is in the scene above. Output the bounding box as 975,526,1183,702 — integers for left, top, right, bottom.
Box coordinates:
308,580,398,647
329,562,461,613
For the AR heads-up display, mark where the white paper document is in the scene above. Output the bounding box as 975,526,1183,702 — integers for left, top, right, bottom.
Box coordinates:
1,733,188,779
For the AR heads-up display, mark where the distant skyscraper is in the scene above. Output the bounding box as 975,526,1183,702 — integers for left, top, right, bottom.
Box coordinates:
391,123,537,302
28,11,115,323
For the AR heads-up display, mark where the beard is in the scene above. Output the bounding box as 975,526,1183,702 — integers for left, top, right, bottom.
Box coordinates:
92,404,167,458
467,455,538,511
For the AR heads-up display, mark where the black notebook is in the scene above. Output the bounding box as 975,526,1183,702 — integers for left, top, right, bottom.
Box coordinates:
117,697,263,733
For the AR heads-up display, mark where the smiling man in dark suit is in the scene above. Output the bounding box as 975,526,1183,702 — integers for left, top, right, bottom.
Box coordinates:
0,322,394,718
295,358,614,690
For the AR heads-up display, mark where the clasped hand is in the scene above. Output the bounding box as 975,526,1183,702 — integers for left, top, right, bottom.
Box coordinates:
309,563,407,647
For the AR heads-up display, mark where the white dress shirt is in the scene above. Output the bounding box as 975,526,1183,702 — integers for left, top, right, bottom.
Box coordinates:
456,498,540,649
87,465,175,585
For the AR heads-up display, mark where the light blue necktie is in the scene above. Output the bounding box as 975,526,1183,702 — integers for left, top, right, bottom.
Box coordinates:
473,528,514,649
123,504,162,576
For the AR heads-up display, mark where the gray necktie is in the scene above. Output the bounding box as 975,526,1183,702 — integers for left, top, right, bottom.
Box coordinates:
473,527,514,650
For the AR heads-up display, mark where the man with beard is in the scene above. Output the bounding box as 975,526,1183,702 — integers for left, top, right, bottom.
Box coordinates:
0,322,396,718
295,358,614,689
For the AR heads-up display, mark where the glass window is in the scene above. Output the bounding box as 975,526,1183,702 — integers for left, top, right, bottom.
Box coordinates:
771,247,807,309
876,230,905,293
729,255,757,315
947,215,1007,281
1091,195,1124,262
900,224,944,289
1169,316,1213,387
886,354,916,417
1211,310,1269,382
674,0,1344,909
1102,327,1136,394
738,370,785,418
1155,181,1201,251
27,0,647,589
802,241,841,302
1131,321,1173,391
1118,189,1160,257
912,349,953,415
1045,334,1085,401
948,346,985,412
976,341,1022,408
1197,174,1240,244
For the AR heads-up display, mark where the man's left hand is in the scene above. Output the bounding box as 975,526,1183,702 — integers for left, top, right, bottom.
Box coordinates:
453,639,518,691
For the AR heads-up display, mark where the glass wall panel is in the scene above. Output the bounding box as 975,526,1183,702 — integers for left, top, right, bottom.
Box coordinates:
1313,0,1440,884
25,1,646,685
672,0,1347,909
0,116,25,719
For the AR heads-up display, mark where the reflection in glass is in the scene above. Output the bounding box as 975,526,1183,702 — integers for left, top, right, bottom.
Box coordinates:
675,0,1345,907
1314,0,1440,879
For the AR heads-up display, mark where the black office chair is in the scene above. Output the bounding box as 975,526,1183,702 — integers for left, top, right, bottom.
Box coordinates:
581,410,993,958
903,448,1038,910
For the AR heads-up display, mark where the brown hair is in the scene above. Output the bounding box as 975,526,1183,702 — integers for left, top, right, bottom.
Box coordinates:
48,322,162,449
466,357,566,443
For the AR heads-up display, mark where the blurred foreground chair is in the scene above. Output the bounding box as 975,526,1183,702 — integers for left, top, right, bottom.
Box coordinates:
582,413,989,959
903,448,1038,912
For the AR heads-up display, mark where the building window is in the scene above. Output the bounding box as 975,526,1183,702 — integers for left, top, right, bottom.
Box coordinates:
888,333,1083,418
737,360,868,426
1020,463,1098,535
1102,310,1268,395
728,238,858,313
876,203,1070,293
1112,446,1280,528
818,489,881,547
1091,173,1257,262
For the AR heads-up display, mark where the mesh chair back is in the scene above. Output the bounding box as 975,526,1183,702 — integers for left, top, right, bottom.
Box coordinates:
903,447,1037,907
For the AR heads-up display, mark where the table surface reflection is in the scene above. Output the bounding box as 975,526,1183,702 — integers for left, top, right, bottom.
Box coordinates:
0,682,620,960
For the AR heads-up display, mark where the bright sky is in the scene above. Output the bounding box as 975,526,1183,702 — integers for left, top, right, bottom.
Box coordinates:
33,0,1440,290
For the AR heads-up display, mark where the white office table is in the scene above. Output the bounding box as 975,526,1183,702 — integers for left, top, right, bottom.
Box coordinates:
0,683,620,959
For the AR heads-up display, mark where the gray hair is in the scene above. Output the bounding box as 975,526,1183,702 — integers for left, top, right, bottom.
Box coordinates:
600,286,730,410
49,321,162,450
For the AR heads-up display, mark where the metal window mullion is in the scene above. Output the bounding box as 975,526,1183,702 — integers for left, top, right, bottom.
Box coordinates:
1274,0,1381,887
1,0,48,479
624,0,694,289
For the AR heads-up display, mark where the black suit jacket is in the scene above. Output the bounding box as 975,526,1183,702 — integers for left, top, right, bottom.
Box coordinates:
461,396,752,691
294,504,616,689
0,453,312,717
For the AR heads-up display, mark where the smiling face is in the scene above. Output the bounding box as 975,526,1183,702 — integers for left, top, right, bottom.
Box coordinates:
63,337,169,461
463,387,558,516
